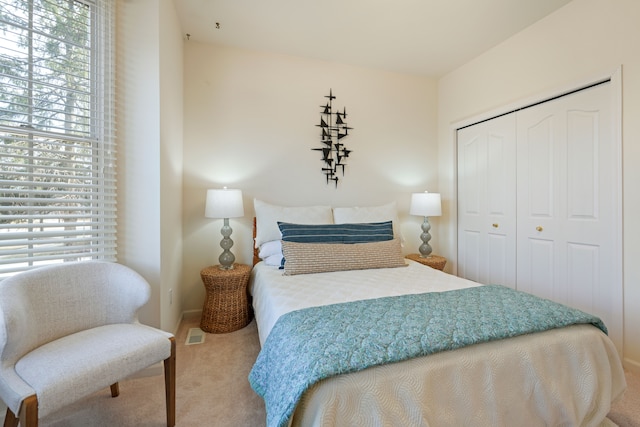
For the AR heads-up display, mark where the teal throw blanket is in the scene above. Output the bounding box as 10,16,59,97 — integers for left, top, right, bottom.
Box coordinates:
249,285,607,427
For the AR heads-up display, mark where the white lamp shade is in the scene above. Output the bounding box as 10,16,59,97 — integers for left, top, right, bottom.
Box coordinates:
410,191,442,217
205,188,244,219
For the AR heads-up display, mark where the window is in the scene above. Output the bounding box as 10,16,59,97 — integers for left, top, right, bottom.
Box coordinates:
0,0,116,277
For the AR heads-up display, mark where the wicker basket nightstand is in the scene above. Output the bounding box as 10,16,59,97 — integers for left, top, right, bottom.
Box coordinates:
199,263,252,333
405,254,447,271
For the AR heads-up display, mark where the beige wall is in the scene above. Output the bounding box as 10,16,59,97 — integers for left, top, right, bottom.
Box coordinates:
181,43,438,312
159,0,184,333
117,0,184,332
437,0,640,371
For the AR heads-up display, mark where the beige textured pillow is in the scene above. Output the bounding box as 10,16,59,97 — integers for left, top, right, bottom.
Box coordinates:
281,238,407,276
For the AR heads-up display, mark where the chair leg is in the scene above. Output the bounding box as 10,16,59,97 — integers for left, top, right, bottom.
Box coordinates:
110,382,120,397
8,395,38,427
164,336,176,427
3,408,18,427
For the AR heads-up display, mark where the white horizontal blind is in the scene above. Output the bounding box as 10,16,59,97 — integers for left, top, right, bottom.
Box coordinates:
0,0,116,278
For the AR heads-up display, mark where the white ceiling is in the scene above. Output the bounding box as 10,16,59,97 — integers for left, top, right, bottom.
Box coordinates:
174,0,573,77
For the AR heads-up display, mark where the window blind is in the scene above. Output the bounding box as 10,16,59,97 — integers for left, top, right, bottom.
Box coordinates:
0,0,116,277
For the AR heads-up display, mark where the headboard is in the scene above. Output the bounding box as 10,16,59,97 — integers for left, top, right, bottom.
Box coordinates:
253,217,260,266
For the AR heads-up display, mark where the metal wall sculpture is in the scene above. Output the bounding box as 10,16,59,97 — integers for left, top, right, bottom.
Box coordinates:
313,89,353,187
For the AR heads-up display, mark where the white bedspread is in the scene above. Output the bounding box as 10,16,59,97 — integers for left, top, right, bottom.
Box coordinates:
250,260,481,346
249,261,626,427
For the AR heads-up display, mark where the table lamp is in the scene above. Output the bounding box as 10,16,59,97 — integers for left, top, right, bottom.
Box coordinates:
409,191,442,258
205,187,244,269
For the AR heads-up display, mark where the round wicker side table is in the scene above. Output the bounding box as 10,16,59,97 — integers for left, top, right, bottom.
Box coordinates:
405,254,447,271
199,263,252,333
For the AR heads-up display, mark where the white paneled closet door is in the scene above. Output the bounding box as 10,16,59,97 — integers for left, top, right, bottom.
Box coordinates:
456,80,622,354
457,114,517,288
516,82,621,351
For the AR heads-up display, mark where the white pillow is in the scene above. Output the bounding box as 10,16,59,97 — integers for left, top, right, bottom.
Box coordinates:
258,240,282,259
263,253,284,267
332,201,404,245
254,199,333,248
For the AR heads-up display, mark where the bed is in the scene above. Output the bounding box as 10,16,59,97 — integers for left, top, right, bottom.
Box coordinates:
247,200,626,427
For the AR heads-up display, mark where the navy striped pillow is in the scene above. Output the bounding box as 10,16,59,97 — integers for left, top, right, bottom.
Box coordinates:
277,221,394,244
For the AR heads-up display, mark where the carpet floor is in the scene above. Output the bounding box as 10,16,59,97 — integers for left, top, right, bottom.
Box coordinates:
4,316,636,426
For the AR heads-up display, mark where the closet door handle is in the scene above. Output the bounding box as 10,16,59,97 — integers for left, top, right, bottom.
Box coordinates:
536,226,543,232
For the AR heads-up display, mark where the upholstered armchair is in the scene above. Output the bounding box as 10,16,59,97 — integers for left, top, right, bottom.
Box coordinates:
0,261,176,427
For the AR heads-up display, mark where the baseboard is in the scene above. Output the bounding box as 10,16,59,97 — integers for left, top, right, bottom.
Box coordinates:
169,309,202,337
172,312,184,336
623,357,640,374
182,309,202,320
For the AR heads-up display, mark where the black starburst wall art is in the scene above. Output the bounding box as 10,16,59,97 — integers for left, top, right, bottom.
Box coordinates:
313,89,353,188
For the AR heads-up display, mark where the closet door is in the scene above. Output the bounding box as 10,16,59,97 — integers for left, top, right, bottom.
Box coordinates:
516,82,621,350
457,113,516,288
